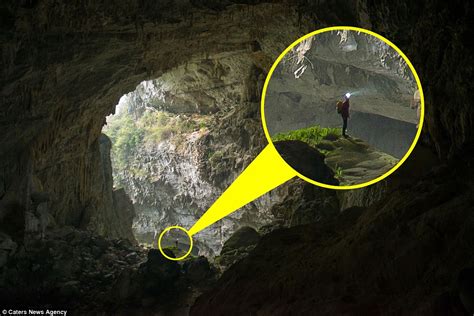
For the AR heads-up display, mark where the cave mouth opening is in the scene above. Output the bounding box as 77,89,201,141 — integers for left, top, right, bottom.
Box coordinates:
102,78,214,254
98,47,280,257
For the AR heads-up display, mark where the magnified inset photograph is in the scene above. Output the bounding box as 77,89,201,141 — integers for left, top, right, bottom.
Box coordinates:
264,29,422,186
158,227,195,260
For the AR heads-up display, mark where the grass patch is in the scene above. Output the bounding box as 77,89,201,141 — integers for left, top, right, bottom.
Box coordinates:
271,125,341,148
272,126,343,179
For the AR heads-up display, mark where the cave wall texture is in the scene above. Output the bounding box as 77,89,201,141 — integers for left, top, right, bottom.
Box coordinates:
0,0,473,259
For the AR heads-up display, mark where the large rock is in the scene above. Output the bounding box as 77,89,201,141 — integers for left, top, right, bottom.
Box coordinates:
111,267,142,302
322,136,399,186
217,226,261,271
112,188,136,242
0,232,17,253
221,226,261,254
183,256,215,284
270,179,340,227
144,249,180,284
274,140,339,185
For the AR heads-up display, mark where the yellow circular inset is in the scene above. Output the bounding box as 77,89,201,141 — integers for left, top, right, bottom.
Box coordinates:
158,225,193,261
261,26,425,190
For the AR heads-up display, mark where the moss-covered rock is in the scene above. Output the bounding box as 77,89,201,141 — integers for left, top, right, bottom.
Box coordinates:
324,137,399,185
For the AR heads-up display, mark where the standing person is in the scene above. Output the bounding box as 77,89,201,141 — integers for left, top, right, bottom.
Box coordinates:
340,93,351,137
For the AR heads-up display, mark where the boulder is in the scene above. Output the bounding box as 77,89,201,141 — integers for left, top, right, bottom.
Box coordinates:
221,226,260,254
183,256,214,284
217,227,261,271
142,249,180,295
273,140,339,185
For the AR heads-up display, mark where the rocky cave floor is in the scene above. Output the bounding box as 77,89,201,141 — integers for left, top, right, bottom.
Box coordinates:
0,220,264,314
0,226,219,314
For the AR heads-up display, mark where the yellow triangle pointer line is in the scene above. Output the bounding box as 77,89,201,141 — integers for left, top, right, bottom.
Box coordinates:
188,144,296,236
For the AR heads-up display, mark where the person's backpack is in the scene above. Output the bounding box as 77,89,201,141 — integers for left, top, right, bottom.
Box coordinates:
336,101,343,114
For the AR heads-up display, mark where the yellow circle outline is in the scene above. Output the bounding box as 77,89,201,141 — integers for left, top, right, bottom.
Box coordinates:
261,26,425,190
158,225,193,261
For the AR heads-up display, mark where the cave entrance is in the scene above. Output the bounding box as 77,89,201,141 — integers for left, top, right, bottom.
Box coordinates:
101,52,276,257
102,79,212,255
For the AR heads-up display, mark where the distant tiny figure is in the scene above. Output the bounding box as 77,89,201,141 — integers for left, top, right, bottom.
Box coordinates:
175,238,179,248
337,93,351,137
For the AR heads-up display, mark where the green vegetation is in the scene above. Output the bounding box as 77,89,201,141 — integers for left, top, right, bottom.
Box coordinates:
103,108,210,185
140,110,177,144
103,114,145,170
208,150,224,166
272,125,343,180
334,164,344,180
271,125,341,148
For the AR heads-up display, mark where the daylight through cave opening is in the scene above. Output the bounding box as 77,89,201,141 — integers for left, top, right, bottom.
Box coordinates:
99,51,276,258
102,78,216,256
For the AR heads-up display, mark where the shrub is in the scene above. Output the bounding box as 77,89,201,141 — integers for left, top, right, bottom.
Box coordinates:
105,114,144,170
103,108,207,184
144,125,176,144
